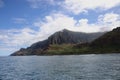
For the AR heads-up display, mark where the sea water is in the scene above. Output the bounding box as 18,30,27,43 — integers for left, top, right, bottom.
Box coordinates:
0,54,120,80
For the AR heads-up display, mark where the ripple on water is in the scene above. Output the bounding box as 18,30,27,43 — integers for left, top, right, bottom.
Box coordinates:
0,54,120,80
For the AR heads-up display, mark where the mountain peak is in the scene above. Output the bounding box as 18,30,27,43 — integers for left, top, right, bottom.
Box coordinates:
60,29,70,32
63,29,69,31
11,29,105,56
112,27,120,32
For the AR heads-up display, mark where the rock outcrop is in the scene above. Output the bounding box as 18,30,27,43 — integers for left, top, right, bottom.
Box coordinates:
11,29,105,56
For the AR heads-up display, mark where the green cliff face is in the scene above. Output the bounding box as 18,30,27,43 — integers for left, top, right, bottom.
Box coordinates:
46,27,120,54
90,27,120,53
11,27,120,56
11,29,104,56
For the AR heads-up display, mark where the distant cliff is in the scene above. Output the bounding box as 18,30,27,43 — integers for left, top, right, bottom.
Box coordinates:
11,29,104,56
45,27,120,54
90,27,120,53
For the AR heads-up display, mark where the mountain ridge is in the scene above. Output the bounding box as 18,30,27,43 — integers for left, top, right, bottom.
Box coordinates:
11,29,105,56
90,27,120,53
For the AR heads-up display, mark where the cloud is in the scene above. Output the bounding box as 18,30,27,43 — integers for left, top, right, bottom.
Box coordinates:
62,0,120,14
0,0,4,8
34,12,120,33
0,12,120,55
0,27,51,52
98,13,120,23
0,28,35,48
27,0,55,8
97,13,120,31
13,18,28,24
34,13,77,34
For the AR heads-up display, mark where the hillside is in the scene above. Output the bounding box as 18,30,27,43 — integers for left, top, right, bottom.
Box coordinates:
11,29,104,56
90,27,120,53
45,27,120,54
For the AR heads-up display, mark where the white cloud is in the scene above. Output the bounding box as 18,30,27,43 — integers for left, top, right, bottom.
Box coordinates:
34,13,77,34
78,19,88,26
0,0,4,8
0,12,120,55
63,0,120,14
0,27,51,52
27,0,55,8
0,28,35,48
34,13,120,33
98,13,120,23
98,13,120,31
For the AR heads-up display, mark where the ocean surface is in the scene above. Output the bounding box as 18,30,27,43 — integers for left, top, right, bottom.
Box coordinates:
0,54,120,80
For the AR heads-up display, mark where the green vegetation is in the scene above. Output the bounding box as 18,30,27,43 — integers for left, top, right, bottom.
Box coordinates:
45,43,120,55
45,44,90,55
46,44,75,55
11,27,120,56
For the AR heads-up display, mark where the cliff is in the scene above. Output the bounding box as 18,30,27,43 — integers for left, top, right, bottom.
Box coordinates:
11,29,104,56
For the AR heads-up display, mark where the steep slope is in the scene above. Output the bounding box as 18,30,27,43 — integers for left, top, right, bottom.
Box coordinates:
46,27,120,54
11,29,105,56
90,27,120,52
48,29,104,44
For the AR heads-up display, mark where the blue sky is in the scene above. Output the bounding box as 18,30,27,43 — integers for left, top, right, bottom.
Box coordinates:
0,0,120,56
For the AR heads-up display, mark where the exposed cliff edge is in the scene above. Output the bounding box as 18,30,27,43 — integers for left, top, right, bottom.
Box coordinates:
11,29,105,56
89,27,120,53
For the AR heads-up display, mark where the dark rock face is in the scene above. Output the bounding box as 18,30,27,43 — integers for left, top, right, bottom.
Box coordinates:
48,29,104,44
11,29,105,56
91,27,120,48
